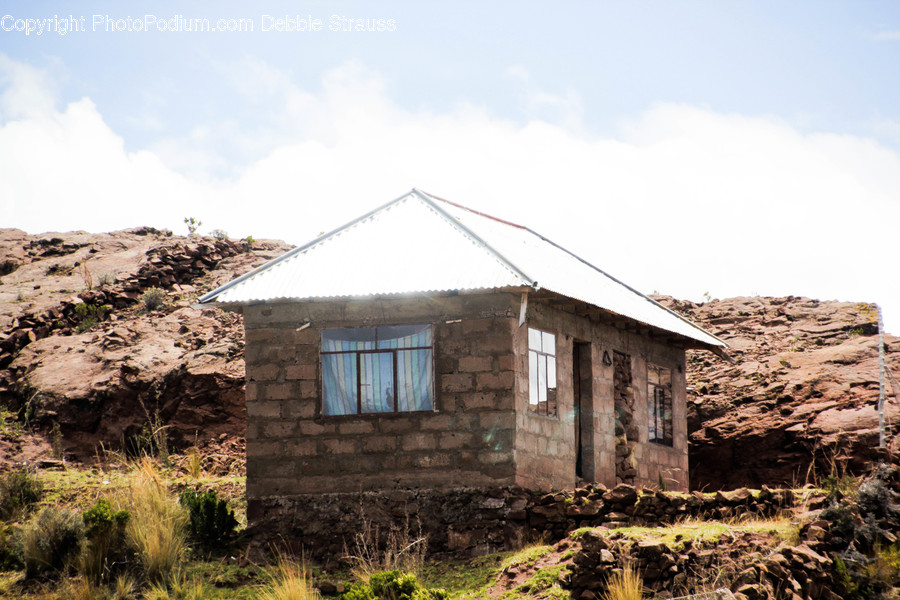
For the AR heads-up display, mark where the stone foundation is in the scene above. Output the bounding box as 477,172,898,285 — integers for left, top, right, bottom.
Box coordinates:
248,483,800,562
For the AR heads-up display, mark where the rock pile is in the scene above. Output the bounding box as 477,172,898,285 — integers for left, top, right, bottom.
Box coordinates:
128,238,249,293
564,532,841,600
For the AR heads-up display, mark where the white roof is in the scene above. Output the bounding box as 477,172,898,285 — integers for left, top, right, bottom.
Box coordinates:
198,189,725,349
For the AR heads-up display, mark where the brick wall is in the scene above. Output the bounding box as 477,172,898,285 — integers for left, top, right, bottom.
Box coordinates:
243,293,523,510
515,300,689,491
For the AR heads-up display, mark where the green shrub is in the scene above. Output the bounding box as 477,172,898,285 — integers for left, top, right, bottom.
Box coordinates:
0,470,43,519
80,499,130,583
343,582,376,600
83,499,130,538
0,523,24,571
23,506,85,578
179,489,238,551
74,302,111,333
141,287,167,312
184,217,202,236
344,571,448,600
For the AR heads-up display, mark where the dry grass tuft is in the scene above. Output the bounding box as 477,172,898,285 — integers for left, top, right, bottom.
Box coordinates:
345,510,427,582
113,458,187,582
186,448,202,480
599,565,645,600
112,573,137,600
258,556,321,600
143,571,206,600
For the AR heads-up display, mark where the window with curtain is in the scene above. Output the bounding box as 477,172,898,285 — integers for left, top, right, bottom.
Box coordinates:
528,328,557,417
320,323,434,416
648,364,673,446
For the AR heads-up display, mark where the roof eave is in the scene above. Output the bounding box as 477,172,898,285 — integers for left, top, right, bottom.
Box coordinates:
195,285,537,308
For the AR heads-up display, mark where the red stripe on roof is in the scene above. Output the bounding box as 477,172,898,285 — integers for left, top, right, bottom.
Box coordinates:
421,190,528,230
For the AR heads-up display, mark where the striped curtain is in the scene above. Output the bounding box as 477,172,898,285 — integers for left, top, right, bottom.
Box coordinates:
321,324,433,416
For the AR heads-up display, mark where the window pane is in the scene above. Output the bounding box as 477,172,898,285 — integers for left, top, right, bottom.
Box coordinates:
659,368,671,387
360,352,394,413
322,327,376,351
322,353,357,416
648,383,674,446
377,323,432,349
538,355,548,406
528,328,542,351
542,332,556,356
547,355,557,390
396,349,433,411
528,350,539,406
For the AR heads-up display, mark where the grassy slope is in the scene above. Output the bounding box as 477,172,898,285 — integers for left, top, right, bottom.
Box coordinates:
0,457,827,600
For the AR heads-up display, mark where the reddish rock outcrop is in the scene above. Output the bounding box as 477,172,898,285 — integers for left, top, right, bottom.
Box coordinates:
653,295,900,490
0,227,292,465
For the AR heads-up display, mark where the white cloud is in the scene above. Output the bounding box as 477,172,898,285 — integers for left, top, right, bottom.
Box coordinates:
2,56,899,334
0,54,61,120
0,57,210,233
871,30,900,41
504,64,584,131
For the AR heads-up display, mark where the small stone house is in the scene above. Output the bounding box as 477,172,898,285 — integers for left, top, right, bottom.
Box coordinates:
198,190,726,510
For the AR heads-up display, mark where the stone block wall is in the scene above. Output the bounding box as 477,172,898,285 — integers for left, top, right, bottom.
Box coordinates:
630,352,690,490
516,299,689,492
242,293,523,512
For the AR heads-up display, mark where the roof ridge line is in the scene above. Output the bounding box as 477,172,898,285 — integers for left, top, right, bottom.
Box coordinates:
198,189,418,304
411,188,538,290
522,225,726,347
420,190,529,230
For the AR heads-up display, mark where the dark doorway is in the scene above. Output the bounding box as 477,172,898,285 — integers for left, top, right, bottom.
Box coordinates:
573,342,593,480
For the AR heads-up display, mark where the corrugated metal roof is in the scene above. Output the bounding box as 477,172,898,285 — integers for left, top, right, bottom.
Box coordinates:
198,189,725,349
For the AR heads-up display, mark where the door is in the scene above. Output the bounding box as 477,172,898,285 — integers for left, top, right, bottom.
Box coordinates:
573,342,592,481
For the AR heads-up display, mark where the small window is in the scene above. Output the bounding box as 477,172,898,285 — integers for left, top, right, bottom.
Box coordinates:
648,364,673,446
321,324,434,416
528,328,557,417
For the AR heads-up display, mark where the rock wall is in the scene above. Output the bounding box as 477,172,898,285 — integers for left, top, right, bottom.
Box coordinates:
249,481,801,563
565,530,840,600
562,465,900,600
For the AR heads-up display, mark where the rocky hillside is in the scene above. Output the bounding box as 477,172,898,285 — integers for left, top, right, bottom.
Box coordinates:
653,295,900,490
0,227,293,467
0,227,897,490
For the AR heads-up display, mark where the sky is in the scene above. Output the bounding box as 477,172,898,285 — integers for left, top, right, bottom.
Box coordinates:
1,1,899,333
